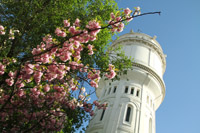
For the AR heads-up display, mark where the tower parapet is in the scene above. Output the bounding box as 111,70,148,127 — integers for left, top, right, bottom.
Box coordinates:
87,31,166,133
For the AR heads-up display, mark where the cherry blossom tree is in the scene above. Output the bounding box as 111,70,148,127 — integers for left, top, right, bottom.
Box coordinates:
0,1,160,132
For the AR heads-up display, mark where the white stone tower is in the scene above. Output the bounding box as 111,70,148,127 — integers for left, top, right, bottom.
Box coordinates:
86,30,166,133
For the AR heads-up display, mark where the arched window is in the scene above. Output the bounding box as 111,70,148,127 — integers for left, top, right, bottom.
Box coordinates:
125,107,131,122
136,90,140,97
125,86,128,93
113,86,117,93
130,87,134,94
100,109,105,121
108,87,111,95
149,118,152,133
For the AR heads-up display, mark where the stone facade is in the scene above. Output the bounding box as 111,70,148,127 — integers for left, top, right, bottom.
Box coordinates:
86,31,166,133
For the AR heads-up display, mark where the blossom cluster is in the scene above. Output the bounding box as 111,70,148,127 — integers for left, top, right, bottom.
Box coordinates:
105,64,116,79
109,12,125,33
0,25,5,35
0,62,6,75
0,17,117,132
0,6,141,132
109,7,141,32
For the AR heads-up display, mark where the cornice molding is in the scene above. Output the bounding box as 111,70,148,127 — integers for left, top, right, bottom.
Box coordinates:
112,37,166,74
132,62,165,101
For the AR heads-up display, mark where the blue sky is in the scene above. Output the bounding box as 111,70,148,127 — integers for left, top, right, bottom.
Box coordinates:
116,0,200,133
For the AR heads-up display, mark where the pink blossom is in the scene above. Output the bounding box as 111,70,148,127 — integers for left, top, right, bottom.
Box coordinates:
0,63,5,71
90,36,96,41
17,82,25,88
74,40,80,47
111,28,117,33
110,12,115,19
97,70,100,74
41,53,50,63
59,51,71,62
124,8,131,15
69,61,78,70
90,80,98,88
105,64,116,79
116,17,122,22
0,25,5,35
0,25,4,30
55,28,62,35
86,20,101,36
63,20,70,27
5,78,14,86
71,87,78,91
44,84,50,92
43,35,52,43
0,71,5,75
88,44,94,55
18,89,25,97
0,63,5,75
118,23,124,29
34,71,43,84
117,28,123,32
126,16,133,22
60,32,66,37
32,48,41,55
59,64,65,70
87,44,93,50
25,64,34,75
0,31,5,35
73,18,80,27
88,50,93,55
108,64,114,70
68,26,76,35
93,100,100,106
105,70,116,79
55,28,66,37
8,71,14,77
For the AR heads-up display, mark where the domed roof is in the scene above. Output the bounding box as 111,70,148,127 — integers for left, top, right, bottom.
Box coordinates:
111,30,166,76
112,30,163,51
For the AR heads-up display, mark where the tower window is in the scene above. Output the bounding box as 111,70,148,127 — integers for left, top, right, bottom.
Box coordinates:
113,86,117,93
108,87,111,95
100,109,105,121
125,86,128,93
149,118,152,133
125,107,131,122
130,87,134,95
136,90,140,97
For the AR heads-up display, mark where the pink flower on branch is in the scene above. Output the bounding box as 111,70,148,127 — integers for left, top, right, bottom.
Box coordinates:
0,25,5,35
105,64,116,79
124,8,132,16
0,63,6,75
73,18,80,27
5,78,14,86
63,20,70,27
